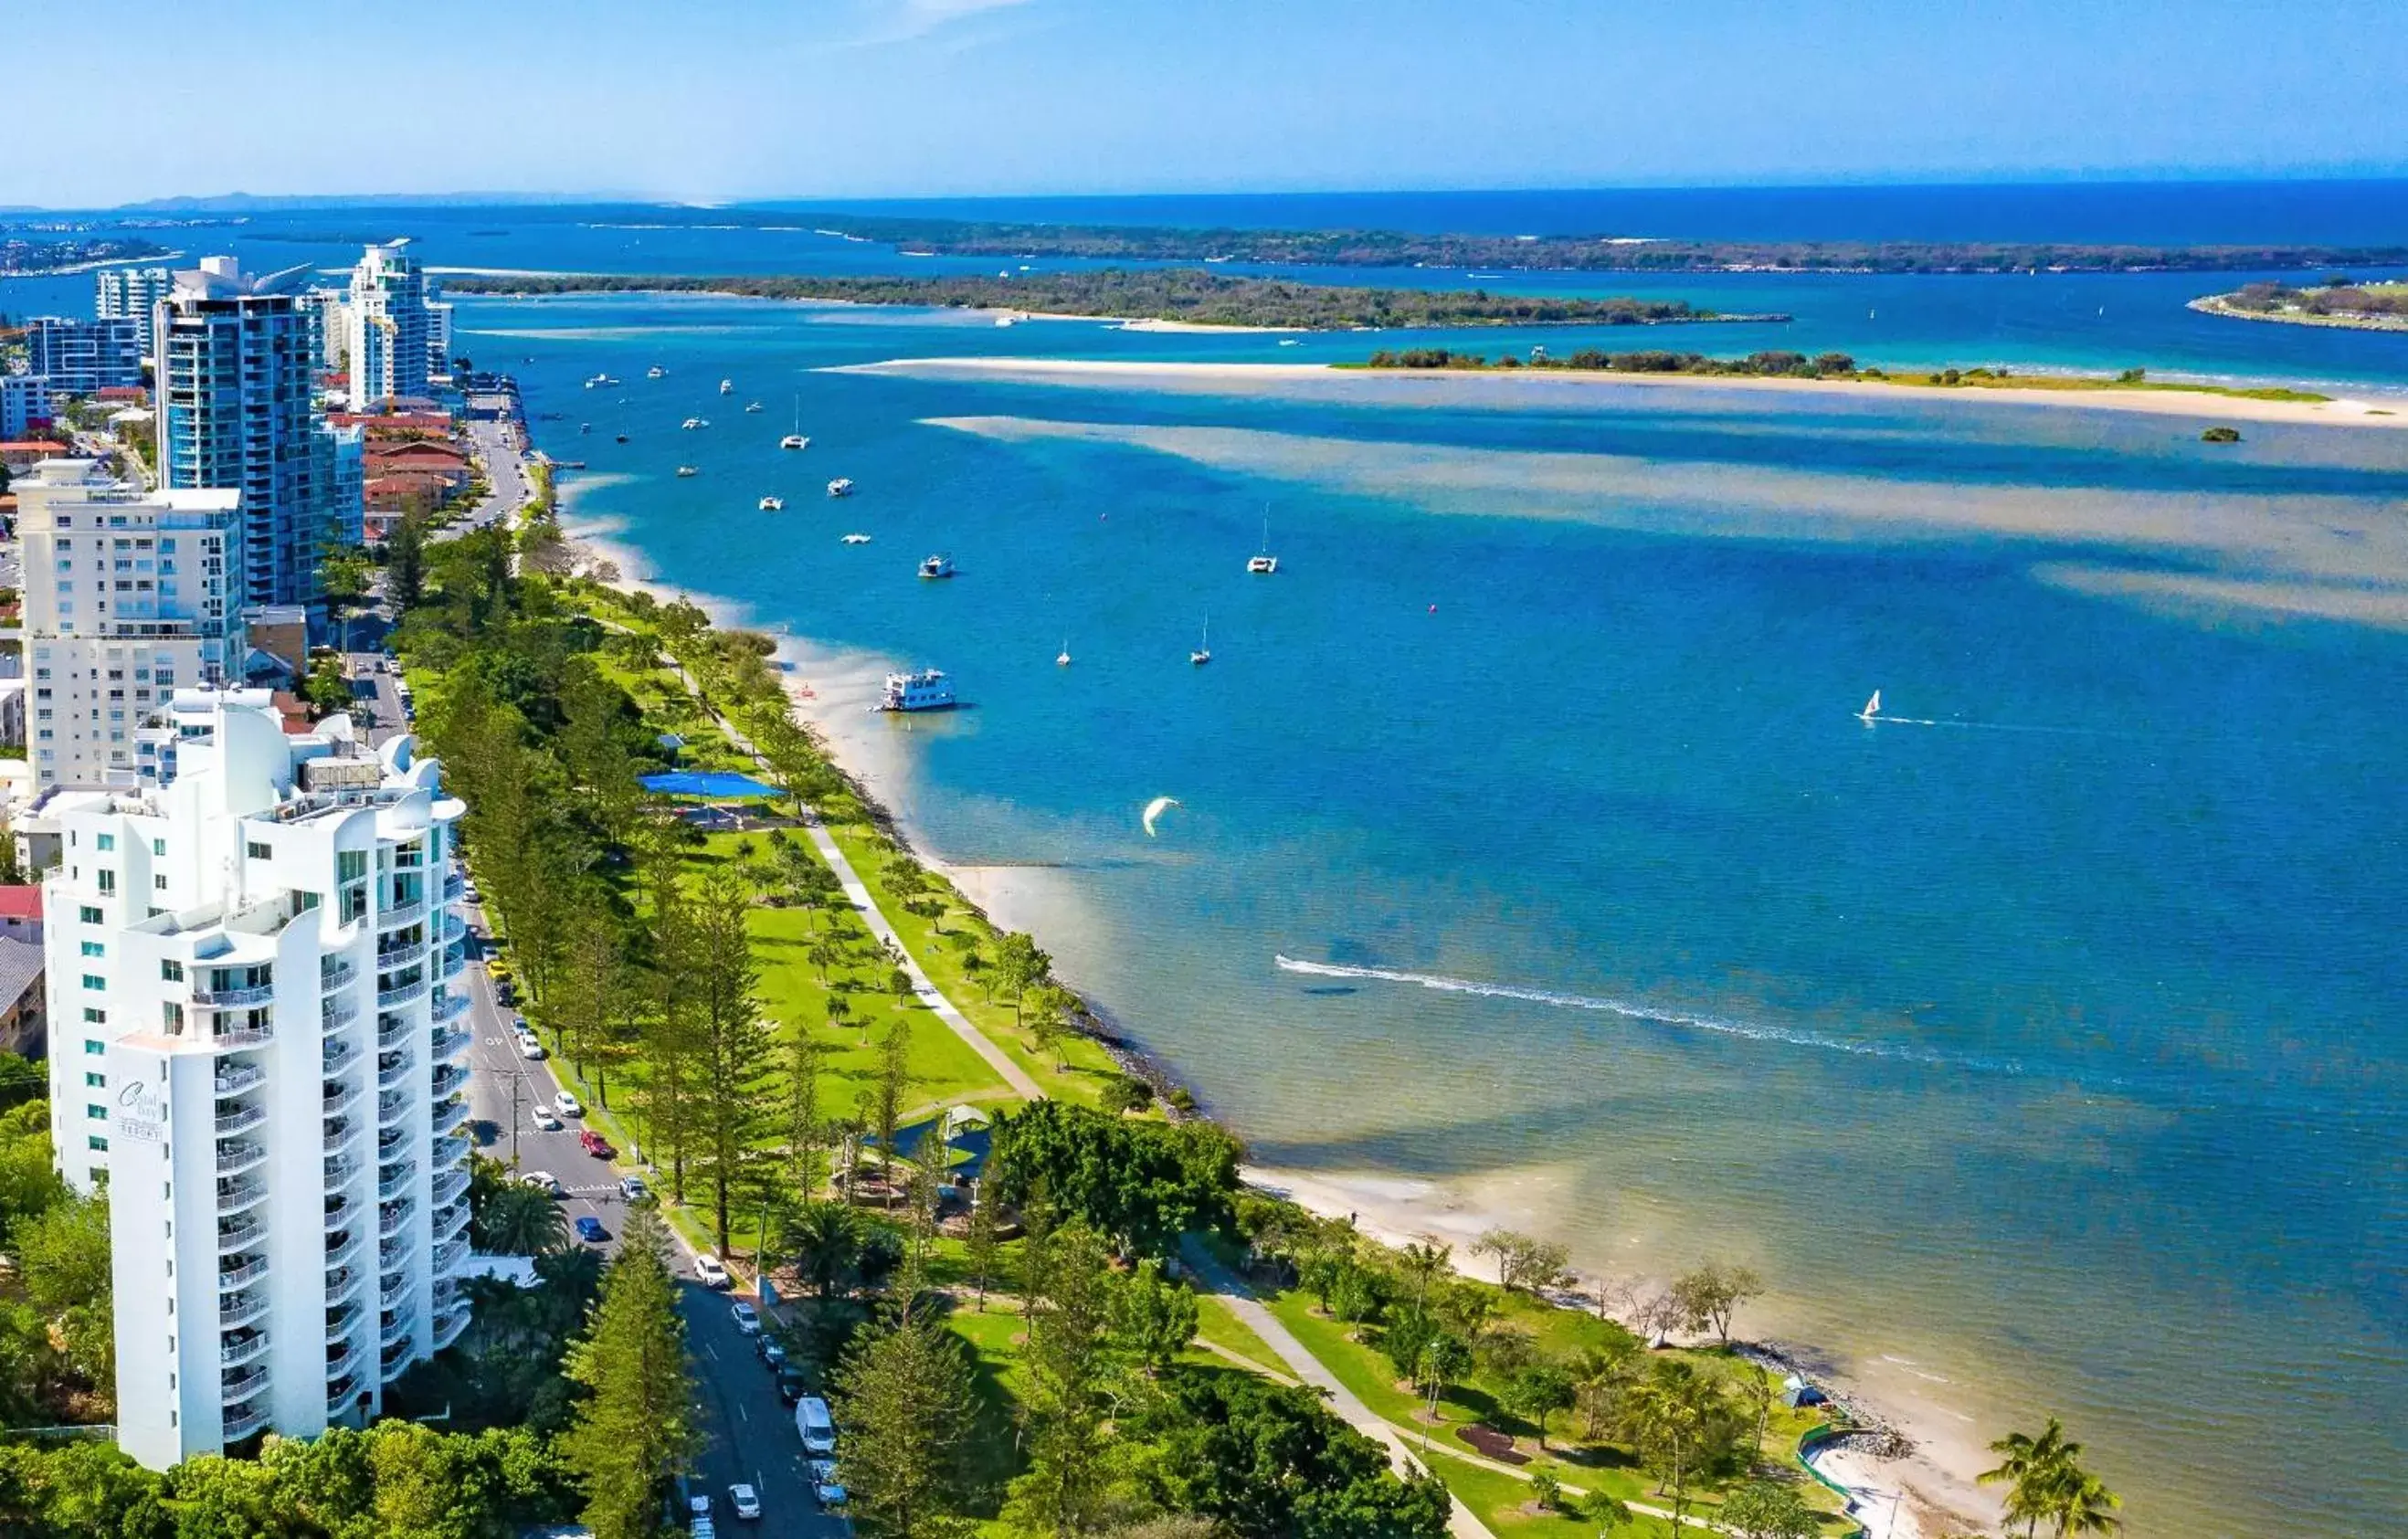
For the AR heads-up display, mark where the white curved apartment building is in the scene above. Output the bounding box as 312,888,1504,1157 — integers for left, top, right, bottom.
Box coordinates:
44,690,474,1470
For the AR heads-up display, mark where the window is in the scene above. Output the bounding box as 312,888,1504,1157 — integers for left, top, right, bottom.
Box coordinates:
79,941,104,958
161,1003,183,1031
86,1104,104,1122
96,871,115,895
84,1072,104,1089
95,834,114,852
82,1007,104,1024
79,905,102,924
81,974,104,991
84,1040,103,1056
87,1135,108,1153
160,960,184,982
245,841,272,861
337,849,368,883
153,839,165,856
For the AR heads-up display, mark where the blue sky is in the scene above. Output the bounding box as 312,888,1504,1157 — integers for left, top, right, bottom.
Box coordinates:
16,0,2408,206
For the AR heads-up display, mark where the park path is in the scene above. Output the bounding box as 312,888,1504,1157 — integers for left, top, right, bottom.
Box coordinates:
1183,1242,1499,1539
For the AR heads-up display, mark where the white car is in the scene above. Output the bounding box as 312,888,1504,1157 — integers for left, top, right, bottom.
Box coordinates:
521,1171,561,1196
689,1494,712,1523
531,1109,563,1133
692,1254,729,1289
729,1300,760,1334
516,1036,546,1060
727,1483,761,1522
554,1090,583,1117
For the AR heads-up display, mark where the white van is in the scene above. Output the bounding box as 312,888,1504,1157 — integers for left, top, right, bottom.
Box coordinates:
795,1395,837,1455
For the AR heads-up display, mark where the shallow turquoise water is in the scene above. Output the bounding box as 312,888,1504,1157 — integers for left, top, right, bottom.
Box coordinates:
492,290,2408,1538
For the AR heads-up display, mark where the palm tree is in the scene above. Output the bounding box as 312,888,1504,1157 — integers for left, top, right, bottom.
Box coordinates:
475,1184,570,1256
785,1200,868,1299
1398,1241,1452,1312
1980,1419,2071,1539
2050,1471,2123,1539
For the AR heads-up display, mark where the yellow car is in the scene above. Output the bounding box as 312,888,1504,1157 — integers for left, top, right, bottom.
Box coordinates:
484,959,512,981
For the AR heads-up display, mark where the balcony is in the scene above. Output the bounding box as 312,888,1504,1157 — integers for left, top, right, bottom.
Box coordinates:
325,1343,362,1386
442,871,466,903
433,1199,470,1243
375,977,426,1009
224,1398,272,1440
217,1138,269,1176
326,1114,364,1154
213,1063,265,1097
219,1331,269,1370
321,959,358,993
222,1363,271,1402
431,1238,470,1277
326,1262,366,1303
430,1166,471,1209
429,1063,470,1098
433,1302,471,1351
377,1162,416,1201
211,1023,275,1049
379,1340,415,1383
221,1291,270,1331
379,896,428,930
218,1254,269,1291
322,997,360,1031
438,943,468,977
214,1102,267,1138
377,1091,410,1126
432,992,470,1024
378,1233,414,1270
217,1179,268,1216
378,1199,413,1238
323,1154,363,1188
195,978,274,1007
324,1193,358,1233
432,1131,470,1169
377,1016,412,1051
326,1376,361,1416
378,1312,412,1348
380,1269,411,1308
327,1300,364,1341
429,1096,470,1137
439,912,467,943
217,1217,265,1254
322,1038,359,1074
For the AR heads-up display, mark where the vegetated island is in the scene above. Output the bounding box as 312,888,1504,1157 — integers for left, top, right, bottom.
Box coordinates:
2191,277,2408,332
580,205,2408,274
1351,345,2333,402
440,269,1787,331
0,234,169,275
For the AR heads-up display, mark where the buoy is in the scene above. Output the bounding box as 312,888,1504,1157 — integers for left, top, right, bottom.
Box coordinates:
1428,603,1438,614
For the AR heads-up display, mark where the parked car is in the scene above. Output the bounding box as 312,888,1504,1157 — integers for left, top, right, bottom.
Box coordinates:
620,1174,650,1202
574,1216,607,1244
775,1367,808,1405
796,1397,837,1456
554,1090,583,1117
726,1484,761,1522
516,1036,546,1060
729,1301,759,1335
692,1254,729,1289
532,1109,563,1132
809,1460,846,1510
484,958,511,981
578,1129,612,1158
522,1171,561,1196
757,1336,787,1369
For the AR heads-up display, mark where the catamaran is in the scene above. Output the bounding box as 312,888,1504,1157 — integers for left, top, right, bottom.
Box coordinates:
827,478,854,498
1189,617,1211,667
780,396,808,450
758,496,785,511
1248,510,1278,574
1857,690,1882,722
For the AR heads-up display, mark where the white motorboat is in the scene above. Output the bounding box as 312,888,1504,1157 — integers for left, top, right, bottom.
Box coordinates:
827,478,854,498
719,378,734,394
876,669,956,712
647,365,666,379
745,401,764,413
681,416,710,430
759,496,785,511
675,465,699,478
840,532,872,544
917,553,955,580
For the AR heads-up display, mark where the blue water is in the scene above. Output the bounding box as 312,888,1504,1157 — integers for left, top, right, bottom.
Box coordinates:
9,188,2408,1535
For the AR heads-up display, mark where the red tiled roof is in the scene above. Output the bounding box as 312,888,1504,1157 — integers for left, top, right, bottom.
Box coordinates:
0,888,39,922
0,441,69,454
95,386,147,403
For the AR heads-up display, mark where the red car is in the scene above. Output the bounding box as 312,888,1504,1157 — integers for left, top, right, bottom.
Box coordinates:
578,1129,613,1158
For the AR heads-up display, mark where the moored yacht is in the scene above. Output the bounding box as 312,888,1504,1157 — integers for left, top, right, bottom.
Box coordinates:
647,365,666,378
876,669,957,712
827,478,854,498
676,465,699,478
719,378,734,394
1189,617,1212,666
781,395,808,448
918,553,955,580
681,416,710,430
1248,510,1278,573
759,495,785,511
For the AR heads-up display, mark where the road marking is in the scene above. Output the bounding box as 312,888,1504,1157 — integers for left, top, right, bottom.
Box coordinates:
737,1404,748,1423
706,1344,720,1362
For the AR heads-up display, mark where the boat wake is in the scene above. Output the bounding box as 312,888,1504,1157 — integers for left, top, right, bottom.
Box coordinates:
1273,955,2023,1074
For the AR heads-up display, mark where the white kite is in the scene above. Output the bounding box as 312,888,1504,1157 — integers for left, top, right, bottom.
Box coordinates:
1142,796,1181,838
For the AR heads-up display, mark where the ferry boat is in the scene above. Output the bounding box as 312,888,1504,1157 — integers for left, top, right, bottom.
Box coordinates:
877,669,956,712
647,365,667,379
917,553,955,580
719,378,734,394
827,478,854,498
759,496,785,511
681,416,710,430
676,465,699,478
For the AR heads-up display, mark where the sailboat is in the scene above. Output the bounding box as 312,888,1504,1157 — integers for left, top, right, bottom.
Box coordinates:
1247,509,1278,574
1857,690,1882,722
1056,638,1072,667
1189,618,1211,667
780,395,808,450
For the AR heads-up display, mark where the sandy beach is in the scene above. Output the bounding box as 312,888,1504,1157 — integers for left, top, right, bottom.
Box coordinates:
839,353,2408,428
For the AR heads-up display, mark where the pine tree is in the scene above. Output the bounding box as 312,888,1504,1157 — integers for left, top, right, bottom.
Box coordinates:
692,863,773,1256
1003,1222,1129,1535
560,1206,698,1539
873,1021,912,1183
787,1026,829,1199
831,1265,977,1539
